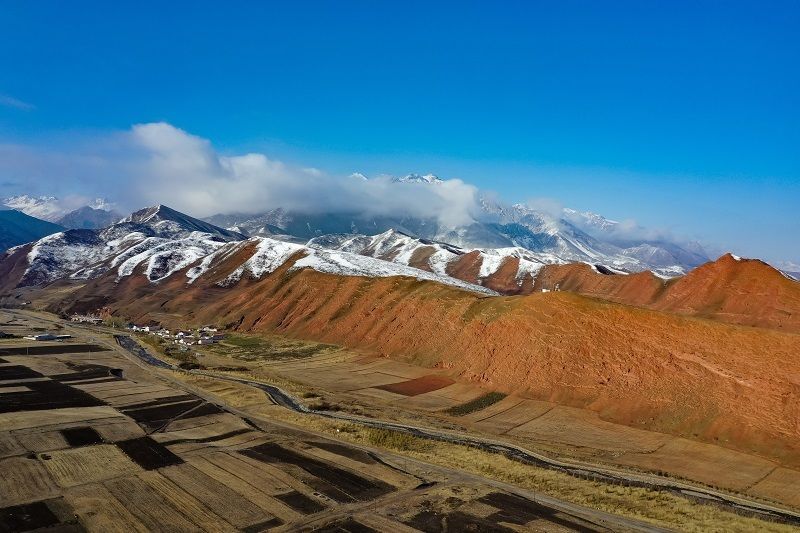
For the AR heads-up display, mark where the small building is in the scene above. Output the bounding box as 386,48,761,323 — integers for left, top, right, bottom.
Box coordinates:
24,334,58,341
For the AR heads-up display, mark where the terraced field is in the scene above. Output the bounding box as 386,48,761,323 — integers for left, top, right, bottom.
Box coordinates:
0,311,627,532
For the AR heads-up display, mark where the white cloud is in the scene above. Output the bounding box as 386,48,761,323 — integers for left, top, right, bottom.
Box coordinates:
0,94,35,110
57,122,482,226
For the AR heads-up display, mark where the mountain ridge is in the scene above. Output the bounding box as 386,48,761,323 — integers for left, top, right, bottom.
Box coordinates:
0,209,65,252
3,203,798,334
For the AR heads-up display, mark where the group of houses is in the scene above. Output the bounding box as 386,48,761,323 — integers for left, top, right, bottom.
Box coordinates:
69,314,104,325
128,324,225,346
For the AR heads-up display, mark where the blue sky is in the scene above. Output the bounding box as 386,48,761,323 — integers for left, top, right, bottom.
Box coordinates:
0,1,798,264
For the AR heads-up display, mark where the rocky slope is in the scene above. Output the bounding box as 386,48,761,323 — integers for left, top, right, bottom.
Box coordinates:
41,247,800,469
532,254,800,332
0,209,64,252
56,205,121,229
204,177,709,276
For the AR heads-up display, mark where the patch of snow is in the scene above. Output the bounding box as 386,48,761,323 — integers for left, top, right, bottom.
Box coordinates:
428,248,458,276
292,247,496,295
115,232,227,282
478,252,506,278
515,258,544,283
186,241,250,283
221,238,305,285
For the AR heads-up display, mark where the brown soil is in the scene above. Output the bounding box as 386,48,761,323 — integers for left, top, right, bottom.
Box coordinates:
0,244,34,293
376,375,455,396
407,246,437,272
446,251,483,284
533,263,668,305
483,257,527,294
530,254,800,333
41,255,800,470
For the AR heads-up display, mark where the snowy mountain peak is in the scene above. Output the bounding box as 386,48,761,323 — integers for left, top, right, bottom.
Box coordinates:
87,198,115,211
2,195,118,224
122,205,244,241
2,195,63,221
122,204,172,224
562,208,619,230
392,173,443,184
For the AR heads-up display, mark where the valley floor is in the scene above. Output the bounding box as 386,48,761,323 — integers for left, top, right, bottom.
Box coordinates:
3,309,799,532
248,345,800,510
0,309,660,533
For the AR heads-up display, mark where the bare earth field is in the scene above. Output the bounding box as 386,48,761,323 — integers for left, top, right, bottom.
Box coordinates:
193,335,800,512
0,310,667,533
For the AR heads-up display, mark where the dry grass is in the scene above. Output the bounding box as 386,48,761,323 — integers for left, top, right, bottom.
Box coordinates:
365,428,433,452
242,407,797,533
148,353,798,532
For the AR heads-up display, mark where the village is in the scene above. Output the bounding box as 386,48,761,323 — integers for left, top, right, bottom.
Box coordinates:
69,314,226,347
127,323,226,346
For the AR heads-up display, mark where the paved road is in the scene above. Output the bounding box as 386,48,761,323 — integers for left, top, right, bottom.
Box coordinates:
9,309,798,528
105,333,800,527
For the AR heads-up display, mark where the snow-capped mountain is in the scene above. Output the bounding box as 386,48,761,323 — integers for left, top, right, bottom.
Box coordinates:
2,195,66,221
390,173,444,184
6,205,243,286
204,192,707,276
307,229,548,287
2,205,494,295
121,205,244,240
2,195,121,229
56,206,121,229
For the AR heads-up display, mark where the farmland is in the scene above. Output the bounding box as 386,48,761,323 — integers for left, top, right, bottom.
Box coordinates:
0,309,643,532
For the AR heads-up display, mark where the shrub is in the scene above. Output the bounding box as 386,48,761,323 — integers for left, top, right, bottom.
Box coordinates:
445,392,507,416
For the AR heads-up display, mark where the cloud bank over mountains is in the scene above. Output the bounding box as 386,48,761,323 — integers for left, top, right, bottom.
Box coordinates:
0,121,770,263
128,123,481,226
1,122,481,227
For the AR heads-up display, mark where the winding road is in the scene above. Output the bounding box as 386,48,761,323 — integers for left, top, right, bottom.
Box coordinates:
110,333,800,527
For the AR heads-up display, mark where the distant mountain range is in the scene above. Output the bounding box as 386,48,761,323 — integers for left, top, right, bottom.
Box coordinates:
1,195,121,229
0,209,65,251
1,181,794,280
205,175,709,277
2,199,798,466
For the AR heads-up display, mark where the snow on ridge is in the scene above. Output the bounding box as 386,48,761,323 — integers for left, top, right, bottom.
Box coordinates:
428,249,455,276
186,240,250,283
516,258,544,282
478,252,506,278
115,232,227,282
210,236,495,295
24,231,111,284
220,238,305,286
292,247,497,295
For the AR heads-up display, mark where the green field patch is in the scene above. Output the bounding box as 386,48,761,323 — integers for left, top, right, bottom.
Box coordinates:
444,392,507,416
206,334,338,362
